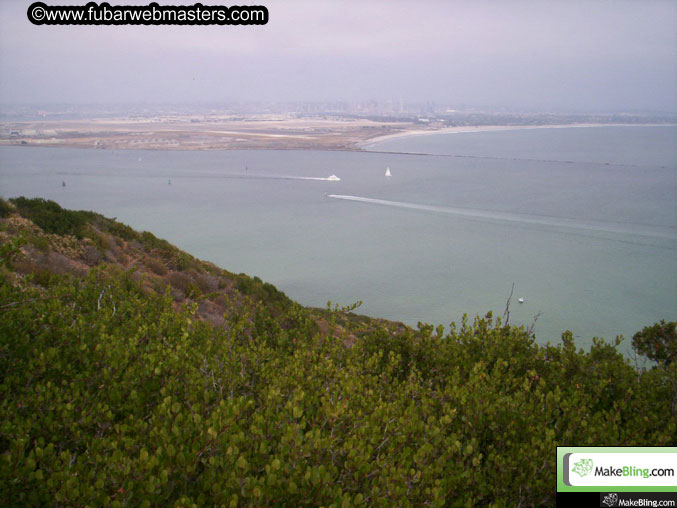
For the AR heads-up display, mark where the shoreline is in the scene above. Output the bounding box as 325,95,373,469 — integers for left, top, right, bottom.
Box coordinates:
1,120,674,152
357,123,676,149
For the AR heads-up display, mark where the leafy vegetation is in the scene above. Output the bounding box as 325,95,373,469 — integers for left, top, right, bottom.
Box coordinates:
633,320,676,365
0,199,13,218
9,197,97,238
0,197,675,507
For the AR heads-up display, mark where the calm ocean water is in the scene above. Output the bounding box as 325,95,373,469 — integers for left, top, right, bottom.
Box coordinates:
1,126,675,351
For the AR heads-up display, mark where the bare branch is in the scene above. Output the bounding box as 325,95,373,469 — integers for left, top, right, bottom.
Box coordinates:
527,311,543,336
503,282,515,325
0,294,71,311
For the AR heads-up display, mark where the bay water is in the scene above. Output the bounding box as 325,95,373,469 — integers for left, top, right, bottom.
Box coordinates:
1,125,675,351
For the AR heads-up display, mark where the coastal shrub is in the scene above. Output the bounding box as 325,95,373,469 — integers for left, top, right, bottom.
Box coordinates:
236,273,255,295
9,197,96,238
42,252,80,276
173,253,197,271
12,258,54,286
113,248,130,266
81,245,103,266
104,220,138,241
632,320,676,365
0,198,13,218
236,274,291,313
194,272,219,293
145,256,168,276
0,236,26,269
1,264,674,508
85,227,113,252
1,203,674,507
5,198,137,246
26,233,49,252
140,230,176,258
167,270,197,297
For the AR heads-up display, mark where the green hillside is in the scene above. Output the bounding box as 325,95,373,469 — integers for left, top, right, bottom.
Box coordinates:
1,197,674,507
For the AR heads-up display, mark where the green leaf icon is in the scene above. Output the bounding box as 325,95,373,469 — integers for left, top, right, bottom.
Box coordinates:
572,458,593,477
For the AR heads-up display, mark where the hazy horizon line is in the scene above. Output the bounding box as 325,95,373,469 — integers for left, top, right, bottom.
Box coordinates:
1,102,676,116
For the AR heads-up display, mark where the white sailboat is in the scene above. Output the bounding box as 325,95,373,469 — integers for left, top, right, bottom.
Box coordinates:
385,167,392,177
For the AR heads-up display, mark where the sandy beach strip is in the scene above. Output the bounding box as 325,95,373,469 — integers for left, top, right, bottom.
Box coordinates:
357,123,676,149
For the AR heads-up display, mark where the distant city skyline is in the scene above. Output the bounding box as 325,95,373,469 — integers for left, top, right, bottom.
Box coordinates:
2,99,676,117
1,0,675,113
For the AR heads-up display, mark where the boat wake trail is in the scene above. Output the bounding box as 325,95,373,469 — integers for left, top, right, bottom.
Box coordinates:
326,194,677,242
190,173,341,182
289,176,340,181
56,172,340,182
180,173,340,182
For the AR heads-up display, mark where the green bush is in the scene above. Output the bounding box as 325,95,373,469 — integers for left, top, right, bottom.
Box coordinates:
105,220,138,241
1,200,673,506
0,236,26,268
0,266,674,507
632,320,676,365
140,231,176,258
10,197,96,238
26,234,50,252
145,257,168,276
0,198,13,218
236,274,291,314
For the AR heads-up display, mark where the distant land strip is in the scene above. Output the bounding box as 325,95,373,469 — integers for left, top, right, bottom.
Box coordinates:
1,114,674,152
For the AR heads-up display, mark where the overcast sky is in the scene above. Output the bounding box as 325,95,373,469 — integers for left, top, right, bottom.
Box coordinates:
0,0,675,112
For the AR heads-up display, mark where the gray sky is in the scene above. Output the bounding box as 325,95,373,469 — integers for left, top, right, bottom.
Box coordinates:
1,0,675,112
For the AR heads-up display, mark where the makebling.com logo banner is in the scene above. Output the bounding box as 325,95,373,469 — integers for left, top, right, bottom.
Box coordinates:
559,447,677,491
